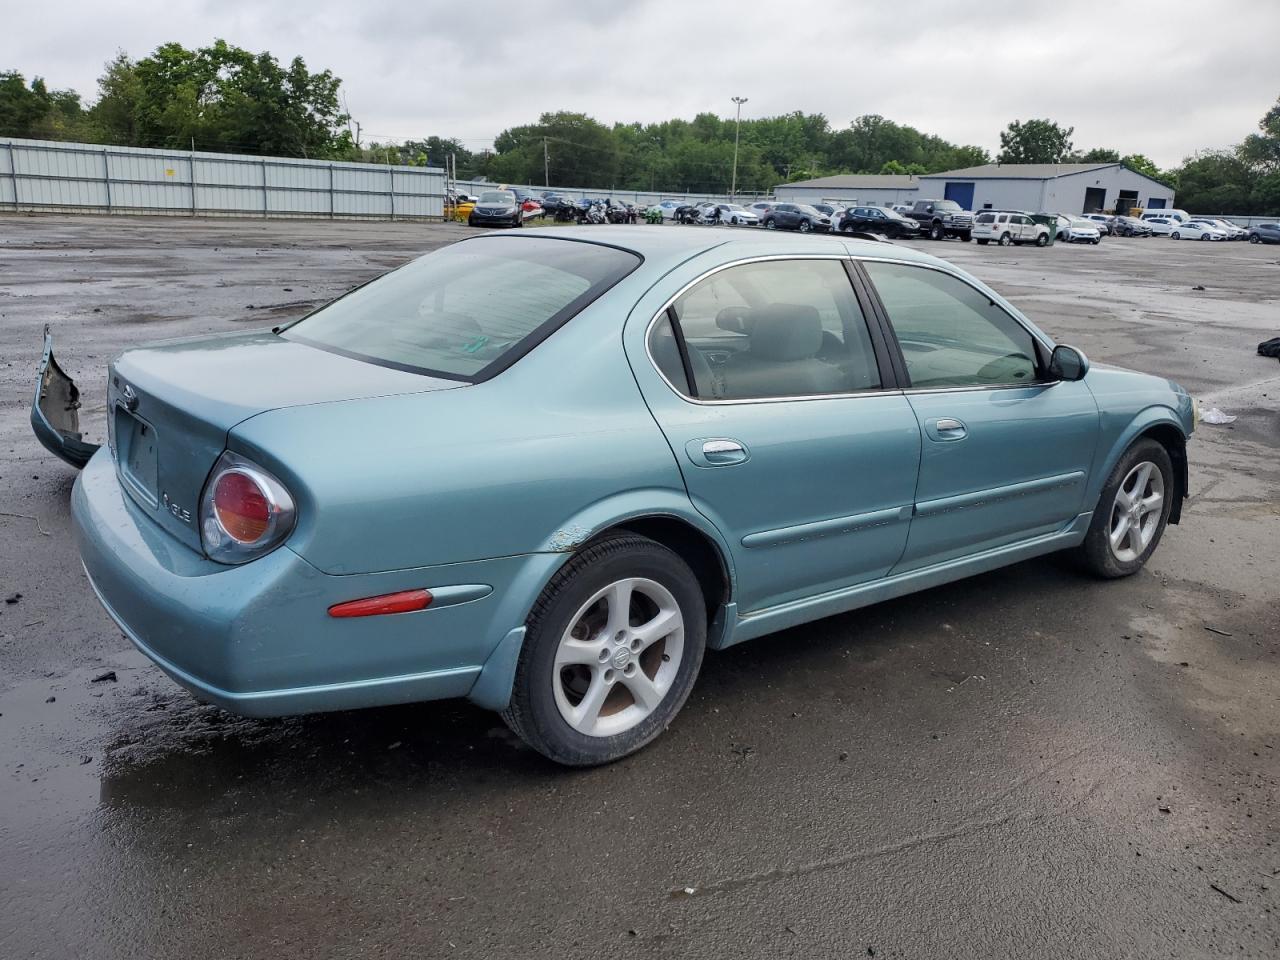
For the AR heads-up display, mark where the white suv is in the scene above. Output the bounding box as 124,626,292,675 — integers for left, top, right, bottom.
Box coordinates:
973,211,1049,246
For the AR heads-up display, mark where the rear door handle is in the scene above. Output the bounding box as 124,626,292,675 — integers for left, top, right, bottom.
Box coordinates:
686,438,749,466
926,417,968,441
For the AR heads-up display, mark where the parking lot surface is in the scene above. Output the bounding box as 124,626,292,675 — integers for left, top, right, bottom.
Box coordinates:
1,216,1277,959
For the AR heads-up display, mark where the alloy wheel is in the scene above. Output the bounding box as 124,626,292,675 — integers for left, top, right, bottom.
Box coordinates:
1108,461,1165,563
552,577,685,738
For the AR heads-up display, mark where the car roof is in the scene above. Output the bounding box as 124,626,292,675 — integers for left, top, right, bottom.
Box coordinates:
514,225,947,270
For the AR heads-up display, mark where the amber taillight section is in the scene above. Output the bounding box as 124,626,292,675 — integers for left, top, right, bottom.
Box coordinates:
212,471,271,542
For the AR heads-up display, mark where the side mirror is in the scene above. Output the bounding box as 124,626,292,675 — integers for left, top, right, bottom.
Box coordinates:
1049,344,1089,381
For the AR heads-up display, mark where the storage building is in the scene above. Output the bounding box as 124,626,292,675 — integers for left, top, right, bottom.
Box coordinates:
912,163,1175,215
771,174,922,207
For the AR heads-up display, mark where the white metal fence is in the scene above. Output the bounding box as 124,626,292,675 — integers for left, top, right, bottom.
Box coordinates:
0,137,447,219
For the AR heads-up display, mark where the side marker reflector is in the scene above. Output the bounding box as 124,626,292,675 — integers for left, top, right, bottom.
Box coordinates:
328,589,433,618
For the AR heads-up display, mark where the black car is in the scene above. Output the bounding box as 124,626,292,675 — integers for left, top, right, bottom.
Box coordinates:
1248,222,1280,244
836,205,922,239
468,190,523,228
760,203,831,233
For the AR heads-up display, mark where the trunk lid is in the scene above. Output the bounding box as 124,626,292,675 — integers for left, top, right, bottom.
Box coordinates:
59,329,461,552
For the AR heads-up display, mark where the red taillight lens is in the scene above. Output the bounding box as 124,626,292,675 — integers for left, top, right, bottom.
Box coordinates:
213,471,270,542
328,589,433,618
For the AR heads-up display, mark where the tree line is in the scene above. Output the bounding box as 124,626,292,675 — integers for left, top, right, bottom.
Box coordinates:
1,40,1277,213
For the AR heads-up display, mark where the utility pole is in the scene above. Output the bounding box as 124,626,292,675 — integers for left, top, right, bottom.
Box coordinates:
354,121,362,149
543,137,550,188
730,96,748,201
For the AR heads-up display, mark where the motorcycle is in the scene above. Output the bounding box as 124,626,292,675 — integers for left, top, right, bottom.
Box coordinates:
644,205,664,224
576,199,607,225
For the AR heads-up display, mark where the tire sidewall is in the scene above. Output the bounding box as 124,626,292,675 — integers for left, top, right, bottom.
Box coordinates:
1081,438,1175,578
514,538,707,764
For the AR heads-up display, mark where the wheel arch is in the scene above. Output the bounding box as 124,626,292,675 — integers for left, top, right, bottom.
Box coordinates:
1091,409,1189,526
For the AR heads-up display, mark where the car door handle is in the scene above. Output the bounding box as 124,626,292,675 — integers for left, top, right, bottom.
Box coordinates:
687,438,749,466
927,417,968,441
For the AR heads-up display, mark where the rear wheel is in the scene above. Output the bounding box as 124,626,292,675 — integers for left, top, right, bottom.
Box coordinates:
1077,439,1174,578
502,534,707,766
998,232,1012,246
764,218,776,230
798,219,812,233
1199,233,1209,241
1036,233,1048,247
959,232,971,242
1250,234,1260,243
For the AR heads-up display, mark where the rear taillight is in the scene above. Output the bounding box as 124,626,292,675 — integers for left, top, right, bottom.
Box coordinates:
199,451,296,564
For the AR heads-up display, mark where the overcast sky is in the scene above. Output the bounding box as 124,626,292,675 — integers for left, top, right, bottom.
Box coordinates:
5,0,1278,166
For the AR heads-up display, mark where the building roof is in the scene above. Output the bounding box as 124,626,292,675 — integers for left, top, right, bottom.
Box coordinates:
920,162,1119,180
774,174,921,190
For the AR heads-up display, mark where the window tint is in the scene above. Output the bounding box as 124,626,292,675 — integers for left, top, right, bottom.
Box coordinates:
975,213,995,223
659,259,882,400
863,261,1039,389
287,237,640,380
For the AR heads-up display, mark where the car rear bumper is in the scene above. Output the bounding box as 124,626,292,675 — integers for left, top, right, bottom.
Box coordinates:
73,448,551,716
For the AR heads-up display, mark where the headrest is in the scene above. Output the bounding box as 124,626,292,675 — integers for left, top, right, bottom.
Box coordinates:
715,306,755,334
749,304,822,361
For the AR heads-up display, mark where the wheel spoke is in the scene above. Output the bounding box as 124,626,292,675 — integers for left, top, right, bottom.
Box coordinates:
604,580,634,637
1110,514,1131,551
1140,491,1163,515
631,606,681,652
1133,462,1153,497
572,672,609,730
622,670,664,713
1114,485,1136,510
555,638,605,668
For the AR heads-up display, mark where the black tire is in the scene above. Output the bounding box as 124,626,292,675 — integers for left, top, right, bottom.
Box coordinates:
1077,438,1174,579
1250,234,1259,243
929,222,944,241
501,533,707,766
467,216,476,227
976,239,989,245
1199,233,1209,241
998,232,1012,247
764,218,776,230
1091,238,1100,245
1171,232,1180,240
1036,233,1048,247
841,224,854,234
959,231,971,242
798,219,812,233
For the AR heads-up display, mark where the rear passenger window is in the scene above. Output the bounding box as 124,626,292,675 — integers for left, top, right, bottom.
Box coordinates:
863,261,1039,389
654,259,882,400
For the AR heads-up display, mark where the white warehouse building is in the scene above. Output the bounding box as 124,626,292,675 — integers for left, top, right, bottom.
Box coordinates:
914,162,1176,215
774,162,1175,215
771,174,922,207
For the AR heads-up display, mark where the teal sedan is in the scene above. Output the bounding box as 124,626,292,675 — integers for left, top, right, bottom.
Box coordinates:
33,228,1197,766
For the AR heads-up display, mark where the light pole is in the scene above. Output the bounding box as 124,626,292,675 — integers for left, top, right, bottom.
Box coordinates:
730,96,748,200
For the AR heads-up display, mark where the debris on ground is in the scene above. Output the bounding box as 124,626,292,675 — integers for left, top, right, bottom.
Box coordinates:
1258,336,1280,360
1192,284,1206,291
1203,625,1233,638
1210,882,1243,904
1200,407,1237,425
90,670,117,683
4,593,20,604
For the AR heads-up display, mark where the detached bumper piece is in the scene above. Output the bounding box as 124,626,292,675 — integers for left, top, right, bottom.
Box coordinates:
32,325,100,468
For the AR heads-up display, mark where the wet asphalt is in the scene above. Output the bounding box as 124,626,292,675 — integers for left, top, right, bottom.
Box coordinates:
0,216,1277,959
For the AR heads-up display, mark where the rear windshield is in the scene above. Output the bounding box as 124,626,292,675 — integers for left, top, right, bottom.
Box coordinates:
284,237,641,380
478,191,514,203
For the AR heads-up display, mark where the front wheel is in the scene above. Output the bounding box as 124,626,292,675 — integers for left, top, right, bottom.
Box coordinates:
1077,439,1174,578
502,533,707,766
1036,233,1048,247
1250,234,1259,243
1199,234,1209,241
929,223,944,241
1171,232,1180,240
798,219,812,233
763,218,776,230
958,232,971,242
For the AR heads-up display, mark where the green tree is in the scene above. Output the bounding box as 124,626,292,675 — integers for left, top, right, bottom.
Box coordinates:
997,119,1075,163
0,71,87,139
1070,147,1121,163
1120,153,1163,180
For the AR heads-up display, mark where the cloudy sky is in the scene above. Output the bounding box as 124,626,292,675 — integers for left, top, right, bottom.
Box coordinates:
5,0,1278,166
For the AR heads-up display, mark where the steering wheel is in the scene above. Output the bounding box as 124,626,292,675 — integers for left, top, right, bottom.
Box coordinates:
975,353,1034,382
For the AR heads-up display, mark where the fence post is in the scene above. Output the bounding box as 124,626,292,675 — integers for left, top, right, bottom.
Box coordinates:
102,148,112,213
328,163,335,219
7,142,19,210
190,154,197,216
261,158,269,217
389,168,395,221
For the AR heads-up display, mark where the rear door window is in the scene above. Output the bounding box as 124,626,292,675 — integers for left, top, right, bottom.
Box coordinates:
653,259,883,400
285,237,640,380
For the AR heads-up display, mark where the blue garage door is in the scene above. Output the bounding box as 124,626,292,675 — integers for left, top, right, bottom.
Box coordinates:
944,182,975,210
